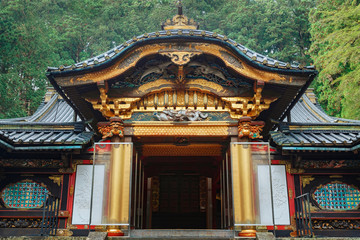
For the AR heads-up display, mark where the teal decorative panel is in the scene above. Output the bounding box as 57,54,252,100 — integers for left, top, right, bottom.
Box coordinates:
314,182,360,210
1,181,49,208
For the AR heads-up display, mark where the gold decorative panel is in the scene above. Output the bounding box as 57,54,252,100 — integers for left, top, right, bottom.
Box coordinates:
132,122,231,137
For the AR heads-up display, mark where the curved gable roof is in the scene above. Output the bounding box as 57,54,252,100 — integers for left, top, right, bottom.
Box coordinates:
47,29,315,76
46,16,317,134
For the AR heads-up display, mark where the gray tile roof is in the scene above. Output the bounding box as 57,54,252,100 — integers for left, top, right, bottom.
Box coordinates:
271,89,360,151
0,123,93,151
286,89,360,124
47,30,315,73
0,91,93,151
0,93,81,123
271,129,360,147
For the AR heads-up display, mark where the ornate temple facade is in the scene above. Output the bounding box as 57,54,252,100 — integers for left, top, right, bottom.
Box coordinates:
1,5,359,239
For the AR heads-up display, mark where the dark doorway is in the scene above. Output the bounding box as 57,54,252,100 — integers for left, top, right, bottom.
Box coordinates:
133,155,225,229
151,173,206,229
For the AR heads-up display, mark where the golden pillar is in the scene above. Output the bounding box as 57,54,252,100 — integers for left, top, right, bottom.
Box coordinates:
231,117,265,237
98,117,133,225
108,143,132,223
231,143,255,225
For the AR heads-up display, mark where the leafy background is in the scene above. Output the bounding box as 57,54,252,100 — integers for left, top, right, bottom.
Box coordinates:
0,0,359,119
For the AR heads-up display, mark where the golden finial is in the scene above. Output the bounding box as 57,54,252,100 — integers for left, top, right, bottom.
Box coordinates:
177,0,183,15
161,0,199,30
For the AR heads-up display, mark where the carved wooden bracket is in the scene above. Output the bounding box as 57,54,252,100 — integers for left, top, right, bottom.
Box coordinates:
87,83,140,119
159,50,202,65
238,116,265,139
98,117,124,139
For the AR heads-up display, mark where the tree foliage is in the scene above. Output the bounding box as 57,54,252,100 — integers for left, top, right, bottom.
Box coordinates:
309,0,360,119
0,0,333,119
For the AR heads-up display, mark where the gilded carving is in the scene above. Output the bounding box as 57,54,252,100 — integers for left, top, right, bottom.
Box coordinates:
98,117,124,139
0,218,42,228
302,175,315,188
162,2,199,30
152,176,160,212
188,61,226,80
57,42,298,87
186,79,225,93
57,229,74,236
238,117,264,139
0,159,66,168
312,219,360,230
199,176,207,212
117,50,141,69
153,109,208,121
89,88,277,120
136,79,173,94
49,175,62,187
177,65,185,84
220,50,244,69
159,50,202,65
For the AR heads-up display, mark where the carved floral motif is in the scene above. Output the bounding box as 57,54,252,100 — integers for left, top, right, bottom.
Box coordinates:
296,159,359,169
0,218,42,228
312,219,360,230
0,159,66,168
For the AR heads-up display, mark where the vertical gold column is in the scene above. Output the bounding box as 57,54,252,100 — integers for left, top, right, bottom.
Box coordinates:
231,143,255,225
108,143,132,223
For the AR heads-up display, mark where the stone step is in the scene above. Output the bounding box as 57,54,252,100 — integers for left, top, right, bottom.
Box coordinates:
122,229,239,239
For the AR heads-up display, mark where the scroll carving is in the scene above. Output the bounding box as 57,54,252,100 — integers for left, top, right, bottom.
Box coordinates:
154,109,208,121
159,50,202,65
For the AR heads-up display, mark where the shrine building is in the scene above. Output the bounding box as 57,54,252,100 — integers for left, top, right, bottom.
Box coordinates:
0,4,360,239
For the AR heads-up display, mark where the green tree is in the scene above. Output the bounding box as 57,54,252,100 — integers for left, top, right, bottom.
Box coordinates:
0,0,316,119
309,0,360,119
0,0,60,118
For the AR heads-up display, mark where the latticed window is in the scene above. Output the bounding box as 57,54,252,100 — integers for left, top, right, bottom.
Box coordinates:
1,181,49,208
314,182,360,210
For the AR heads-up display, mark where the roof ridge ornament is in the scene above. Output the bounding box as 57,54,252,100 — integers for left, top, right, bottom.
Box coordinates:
161,0,199,30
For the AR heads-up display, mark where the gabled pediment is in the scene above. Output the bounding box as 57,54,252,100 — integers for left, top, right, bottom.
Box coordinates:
47,30,317,136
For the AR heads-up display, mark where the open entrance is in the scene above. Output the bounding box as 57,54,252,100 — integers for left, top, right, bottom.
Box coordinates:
152,173,205,229
131,145,233,230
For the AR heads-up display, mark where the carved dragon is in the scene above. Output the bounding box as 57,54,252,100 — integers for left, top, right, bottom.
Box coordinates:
154,109,208,121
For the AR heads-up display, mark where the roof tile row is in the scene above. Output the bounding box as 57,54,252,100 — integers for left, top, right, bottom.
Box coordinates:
0,129,92,145
271,130,360,147
48,29,315,73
